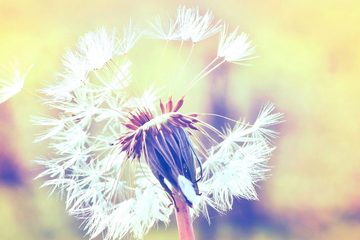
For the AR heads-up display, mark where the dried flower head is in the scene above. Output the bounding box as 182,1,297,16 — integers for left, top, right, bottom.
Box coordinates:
35,6,282,240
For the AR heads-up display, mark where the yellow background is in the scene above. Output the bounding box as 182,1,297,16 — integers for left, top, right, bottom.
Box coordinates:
0,0,359,239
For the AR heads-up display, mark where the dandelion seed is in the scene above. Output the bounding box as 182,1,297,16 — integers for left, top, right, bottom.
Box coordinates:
189,9,222,43
217,25,256,64
116,21,141,55
78,27,117,71
36,6,282,240
148,16,180,40
149,6,221,43
0,65,28,104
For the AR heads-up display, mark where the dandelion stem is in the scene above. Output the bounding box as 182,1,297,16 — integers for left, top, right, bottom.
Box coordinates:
174,194,195,240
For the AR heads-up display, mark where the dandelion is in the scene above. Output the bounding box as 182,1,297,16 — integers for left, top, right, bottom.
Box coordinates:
0,64,29,104
36,6,282,240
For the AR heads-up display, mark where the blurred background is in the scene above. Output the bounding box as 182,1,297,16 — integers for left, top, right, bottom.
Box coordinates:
0,0,360,239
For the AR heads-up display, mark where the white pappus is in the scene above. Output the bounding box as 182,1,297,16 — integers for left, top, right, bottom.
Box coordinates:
35,5,283,240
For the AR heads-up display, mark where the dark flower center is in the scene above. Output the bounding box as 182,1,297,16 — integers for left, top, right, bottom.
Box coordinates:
119,97,201,207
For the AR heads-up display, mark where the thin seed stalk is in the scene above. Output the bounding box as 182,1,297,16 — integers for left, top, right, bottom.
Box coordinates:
174,194,195,240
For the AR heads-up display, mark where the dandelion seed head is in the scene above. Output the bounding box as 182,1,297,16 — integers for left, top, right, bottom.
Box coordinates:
36,6,282,240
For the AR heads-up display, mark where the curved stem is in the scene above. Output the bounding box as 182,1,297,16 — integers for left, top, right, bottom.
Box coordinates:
174,194,195,240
